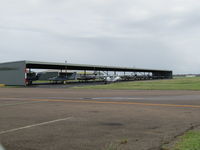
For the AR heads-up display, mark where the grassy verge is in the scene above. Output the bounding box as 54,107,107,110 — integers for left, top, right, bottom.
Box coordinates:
73,77,200,90
173,131,200,150
163,130,200,150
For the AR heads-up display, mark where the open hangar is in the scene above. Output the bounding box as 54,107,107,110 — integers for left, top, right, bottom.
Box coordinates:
0,60,173,86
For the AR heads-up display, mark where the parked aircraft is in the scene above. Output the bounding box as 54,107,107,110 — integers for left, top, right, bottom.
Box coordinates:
104,76,121,83
49,72,68,83
77,75,96,81
49,72,76,83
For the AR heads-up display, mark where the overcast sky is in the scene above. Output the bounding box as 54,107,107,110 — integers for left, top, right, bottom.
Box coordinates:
1,0,200,74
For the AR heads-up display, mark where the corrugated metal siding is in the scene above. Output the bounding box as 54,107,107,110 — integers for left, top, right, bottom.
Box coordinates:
0,61,26,86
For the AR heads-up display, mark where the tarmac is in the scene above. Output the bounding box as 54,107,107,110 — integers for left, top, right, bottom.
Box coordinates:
0,88,200,150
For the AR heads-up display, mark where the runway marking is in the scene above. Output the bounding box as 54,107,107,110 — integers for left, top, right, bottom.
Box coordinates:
0,101,45,107
0,97,144,101
29,99,200,108
92,97,143,100
0,98,26,100
0,97,200,108
0,117,72,135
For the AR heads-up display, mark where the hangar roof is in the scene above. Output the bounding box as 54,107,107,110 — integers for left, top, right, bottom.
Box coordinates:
1,60,172,73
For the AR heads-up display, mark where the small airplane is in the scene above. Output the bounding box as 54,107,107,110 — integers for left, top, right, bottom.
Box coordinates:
104,76,121,83
49,72,76,83
77,75,96,81
76,72,97,81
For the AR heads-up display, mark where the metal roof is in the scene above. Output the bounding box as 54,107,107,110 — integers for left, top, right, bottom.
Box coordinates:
10,60,172,73
0,60,172,72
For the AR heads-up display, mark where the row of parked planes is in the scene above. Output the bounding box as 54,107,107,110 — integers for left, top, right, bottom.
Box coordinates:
26,71,155,85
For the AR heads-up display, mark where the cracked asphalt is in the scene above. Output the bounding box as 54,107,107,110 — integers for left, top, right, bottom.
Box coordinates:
0,88,200,150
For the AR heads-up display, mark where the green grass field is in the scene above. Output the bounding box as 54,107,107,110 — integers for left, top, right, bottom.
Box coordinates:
74,77,200,90
173,131,200,150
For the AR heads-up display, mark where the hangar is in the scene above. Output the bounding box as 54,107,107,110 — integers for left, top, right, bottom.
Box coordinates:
0,60,173,86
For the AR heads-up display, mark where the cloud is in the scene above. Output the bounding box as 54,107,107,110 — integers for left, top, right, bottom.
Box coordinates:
0,0,200,73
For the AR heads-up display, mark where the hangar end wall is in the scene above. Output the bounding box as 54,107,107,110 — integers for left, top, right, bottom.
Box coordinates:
0,61,26,86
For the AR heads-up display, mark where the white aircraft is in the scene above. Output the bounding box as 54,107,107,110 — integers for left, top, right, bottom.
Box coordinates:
105,76,121,83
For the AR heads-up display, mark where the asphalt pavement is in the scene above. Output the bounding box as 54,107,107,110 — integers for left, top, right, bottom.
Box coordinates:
0,88,200,150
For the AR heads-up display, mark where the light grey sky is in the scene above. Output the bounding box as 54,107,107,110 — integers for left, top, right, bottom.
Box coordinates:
1,0,200,74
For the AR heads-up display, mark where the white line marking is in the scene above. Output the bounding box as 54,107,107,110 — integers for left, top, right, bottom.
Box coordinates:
0,117,73,135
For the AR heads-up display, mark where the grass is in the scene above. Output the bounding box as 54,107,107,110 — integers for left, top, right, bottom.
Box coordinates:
172,131,200,150
73,77,200,90
33,80,51,84
0,84,5,87
103,139,128,150
103,143,121,150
